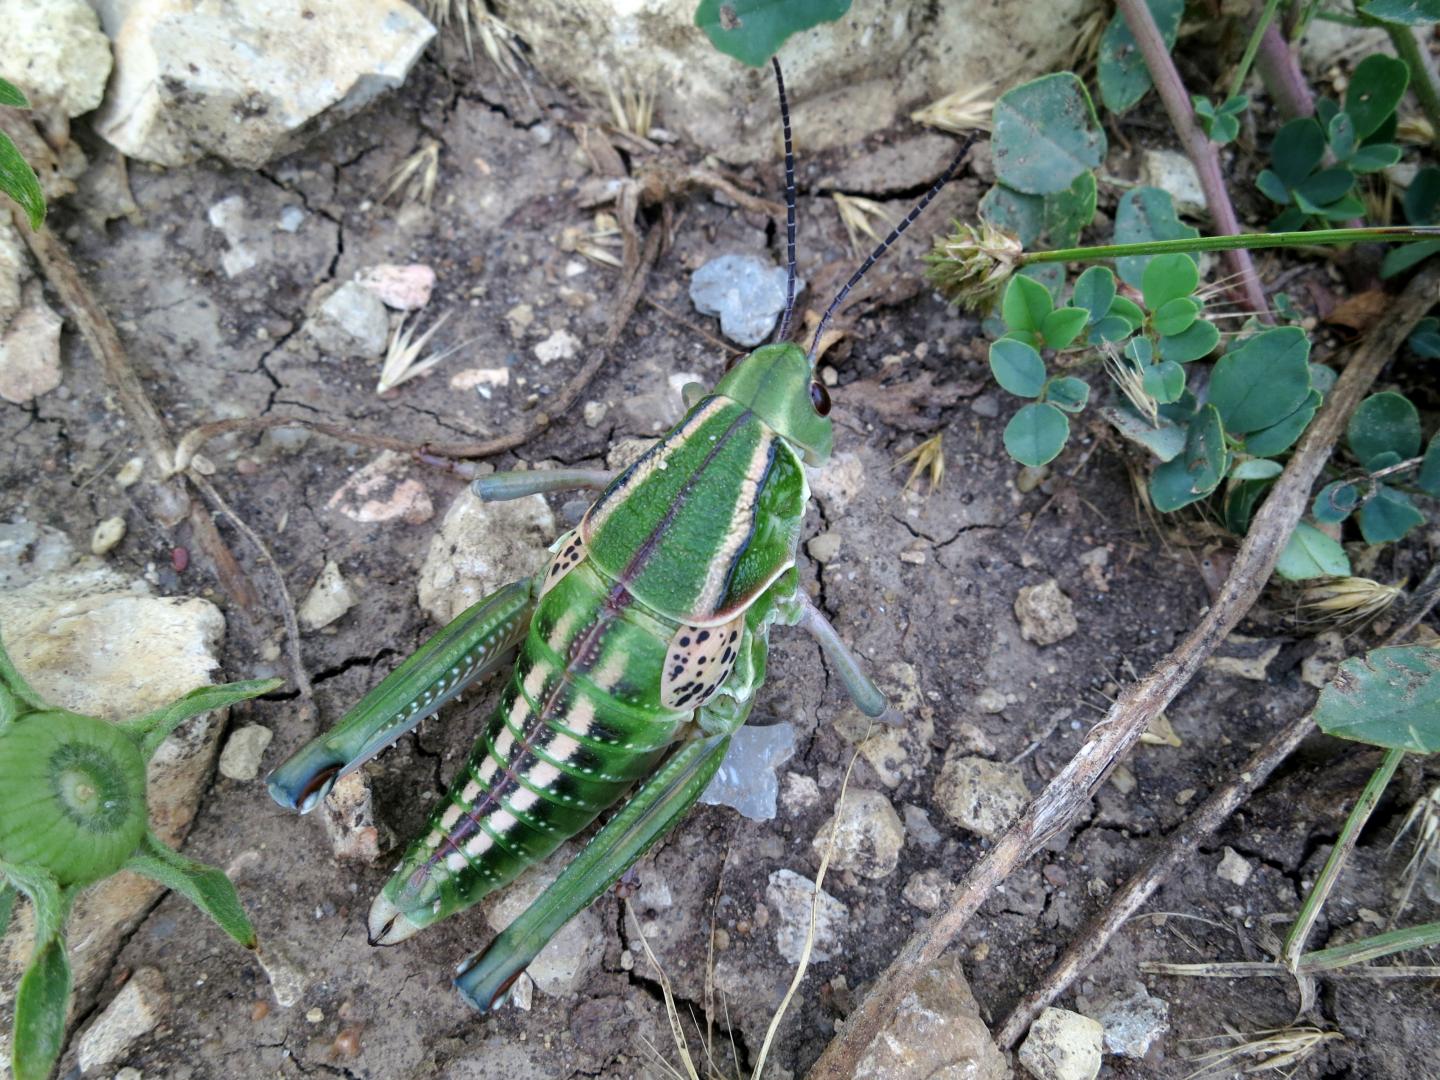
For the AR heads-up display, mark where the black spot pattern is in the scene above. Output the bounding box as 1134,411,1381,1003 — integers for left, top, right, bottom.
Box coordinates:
661,612,746,711
541,532,587,597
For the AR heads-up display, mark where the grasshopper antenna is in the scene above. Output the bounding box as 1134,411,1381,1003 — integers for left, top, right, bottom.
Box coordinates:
772,56,798,343
807,132,977,364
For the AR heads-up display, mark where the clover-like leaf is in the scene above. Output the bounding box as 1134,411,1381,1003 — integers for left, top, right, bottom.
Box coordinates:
1040,307,1089,350
992,73,1106,195
1315,645,1440,752
1142,359,1185,404
1003,402,1069,466
1150,403,1227,511
1224,477,1274,534
1141,253,1200,311
1152,296,1201,336
1348,391,1421,470
1000,273,1054,333
1349,143,1402,172
1313,479,1361,523
694,0,852,66
1097,0,1184,113
989,338,1047,398
1275,521,1352,580
1270,118,1326,187
1113,186,1198,288
1208,327,1311,434
1418,433,1440,495
1328,111,1357,161
978,171,1098,251
1102,406,1187,461
1045,376,1090,413
1230,458,1283,481
1072,266,1115,323
1344,54,1408,140
1242,389,1320,458
1158,318,1219,363
1358,484,1425,543
1358,0,1440,22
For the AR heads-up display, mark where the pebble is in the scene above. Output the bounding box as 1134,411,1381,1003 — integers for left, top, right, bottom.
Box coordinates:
699,722,795,821
901,868,947,913
115,456,145,488
1216,846,1253,887
689,253,801,346
1139,148,1206,216
305,281,390,359
782,771,822,813
975,686,1008,714
277,205,306,232
77,968,170,1073
327,451,434,525
508,972,535,1011
91,515,126,555
298,559,358,631
903,803,943,847
933,751,1030,840
807,531,842,563
1018,1007,1103,1080
356,263,435,310
970,393,1000,418
765,869,849,963
1014,579,1078,646
416,488,555,624
0,283,64,403
583,401,608,427
505,302,534,339
811,788,905,879
532,328,580,364
1090,983,1170,1059
258,941,310,1007
218,724,274,781
305,1007,324,1024
1205,633,1281,681
808,451,865,516
1301,631,1346,689
323,770,388,862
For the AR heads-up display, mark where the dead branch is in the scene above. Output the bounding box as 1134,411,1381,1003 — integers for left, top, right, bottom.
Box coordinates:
806,263,1440,1080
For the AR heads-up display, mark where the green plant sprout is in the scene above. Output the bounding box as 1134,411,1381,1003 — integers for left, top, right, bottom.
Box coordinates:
0,77,45,230
0,627,280,1080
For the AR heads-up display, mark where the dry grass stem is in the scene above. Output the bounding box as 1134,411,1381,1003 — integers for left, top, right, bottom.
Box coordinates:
1182,1025,1342,1079
895,434,945,495
1104,346,1160,425
1297,575,1404,629
832,193,894,258
377,312,472,394
1392,784,1440,922
561,212,625,268
381,139,441,206
424,0,526,76
910,84,996,134
603,72,658,139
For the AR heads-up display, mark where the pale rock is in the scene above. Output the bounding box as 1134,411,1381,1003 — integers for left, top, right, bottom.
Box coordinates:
1078,546,1110,593
322,770,388,862
766,869,849,963
903,803,942,847
1015,579,1078,646
93,0,435,168
492,0,1095,165
257,940,310,1008
689,254,797,346
1216,846,1253,887
975,686,1008,714
583,400,608,427
90,515,126,555
700,722,795,821
1205,633,1282,682
356,263,435,311
417,488,555,624
853,662,932,788
782,771,821,813
0,522,74,589
0,281,64,404
77,967,169,1073
934,752,1029,840
206,195,257,278
0,0,112,119
901,868,947,913
505,302,534,339
1139,149,1206,217
487,851,603,994
811,788,905,879
808,451,865,516
1301,631,1346,689
449,367,510,395
115,455,145,488
852,955,1008,1080
507,972,535,1011
1018,1007,1103,1080
606,436,658,472
970,393,1000,418
635,873,674,913
807,531,842,563
306,281,390,359
327,451,433,525
0,218,27,323
298,560,358,631
218,723,273,781
532,328,581,364
1089,983,1170,1059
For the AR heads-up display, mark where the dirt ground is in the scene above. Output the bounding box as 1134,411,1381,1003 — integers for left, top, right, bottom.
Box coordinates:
4,39,1439,1080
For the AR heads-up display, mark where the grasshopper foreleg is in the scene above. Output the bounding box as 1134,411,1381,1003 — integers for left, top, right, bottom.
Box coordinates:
785,592,889,718
267,577,537,813
471,469,614,503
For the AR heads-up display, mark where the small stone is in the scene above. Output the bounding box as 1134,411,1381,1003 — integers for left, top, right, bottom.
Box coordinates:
1018,1007,1103,1080
505,302,534,339
487,851,604,994
323,770,388,862
327,451,433,525
1015,579,1078,646
1216,846,1253,887
766,869,849,963
1108,763,1137,795
699,722,796,821
1205,633,1282,682
1139,149,1206,216
1016,465,1049,493
298,560,358,631
807,531,842,563
90,515,126,555
305,1007,324,1024
1301,631,1346,689
975,686,1008,714
970,393,1000,419
1090,983,1170,1059
0,0,111,119
1078,546,1110,592
689,253,802,346
811,788,905,879
356,263,435,310
902,868,946,913
416,489,555,624
277,205,306,232
449,367,509,396
903,803,942,847
258,941,310,1008
115,456,145,488
583,401,608,427
508,972,535,1011
934,751,1030,840
782,771,821,813
1174,788,1197,806
0,282,64,403
306,281,390,359
533,328,581,364
218,724,274,781
77,968,170,1073
115,1068,143,1080
808,451,865,516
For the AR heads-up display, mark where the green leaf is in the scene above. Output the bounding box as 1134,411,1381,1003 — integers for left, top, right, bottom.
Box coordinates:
13,933,71,1080
1405,166,1440,224
1358,0,1440,22
1315,645,1440,752
1313,479,1361,523
0,132,44,232
1193,95,1216,119
1409,318,1440,358
1150,404,1227,511
1097,0,1185,113
1072,266,1116,323
1242,389,1320,457
1125,336,1154,364
1270,118,1327,187
123,677,284,760
0,77,28,108
1141,253,1200,311
1359,484,1425,542
1275,521,1352,580
1349,143,1402,172
0,881,13,939
1271,206,1310,231
1224,477,1274,533
1113,187,1198,288
125,832,256,949
1328,111,1357,161
1159,318,1220,362
1316,193,1366,221
1000,273,1054,332
1003,403,1070,466
991,73,1107,195
1295,168,1356,208
1152,296,1200,336
978,172,1098,251
1089,316,1132,344
1256,168,1293,205
1418,433,1440,495
1021,263,1065,298
693,0,852,66
1106,295,1146,330
1102,406,1187,461
1044,376,1090,413
989,338,1047,398
1344,54,1409,140
1381,238,1440,277
0,626,48,711
1310,364,1338,394
1348,391,1421,469
1230,458,1283,480
1040,307,1089,350
1142,359,1186,403
1208,327,1312,434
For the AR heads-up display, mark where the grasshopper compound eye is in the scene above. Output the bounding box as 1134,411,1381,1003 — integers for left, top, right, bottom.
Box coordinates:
810,380,831,415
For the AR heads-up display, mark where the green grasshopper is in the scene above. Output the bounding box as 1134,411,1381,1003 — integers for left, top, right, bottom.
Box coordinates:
268,58,971,1010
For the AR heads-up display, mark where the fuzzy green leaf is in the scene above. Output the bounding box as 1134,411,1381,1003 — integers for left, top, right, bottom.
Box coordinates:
125,832,256,949
1313,479,1361,523
1000,273,1054,332
1044,376,1090,413
1344,54,1409,140
1242,389,1320,457
1348,391,1421,470
1149,404,1227,511
1358,484,1425,543
991,73,1106,195
1097,0,1184,113
1208,327,1312,435
13,933,71,1080
1158,318,1219,363
989,339,1047,398
1071,266,1115,323
1003,402,1069,466
1275,521,1351,580
1349,143,1402,172
694,0,852,66
1152,296,1200,336
1040,306,1089,350
124,677,283,760
1113,187,1198,288
1315,645,1440,751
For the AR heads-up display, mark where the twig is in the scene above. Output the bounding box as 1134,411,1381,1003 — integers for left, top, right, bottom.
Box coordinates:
1115,0,1272,321
806,263,1440,1080
1254,23,1316,119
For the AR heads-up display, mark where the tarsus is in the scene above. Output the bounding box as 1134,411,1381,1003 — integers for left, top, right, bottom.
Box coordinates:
772,57,799,343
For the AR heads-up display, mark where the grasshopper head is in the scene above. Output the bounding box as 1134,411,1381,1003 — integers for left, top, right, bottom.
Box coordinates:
714,341,832,465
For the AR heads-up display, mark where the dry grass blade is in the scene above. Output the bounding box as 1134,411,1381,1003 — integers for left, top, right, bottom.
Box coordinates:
423,1,525,77
560,211,625,268
832,193,893,258
894,433,945,495
1182,1025,1341,1079
603,71,658,139
380,139,441,207
910,84,996,134
1391,783,1440,923
1296,575,1404,630
629,900,704,1080
377,311,471,394
1103,345,1160,426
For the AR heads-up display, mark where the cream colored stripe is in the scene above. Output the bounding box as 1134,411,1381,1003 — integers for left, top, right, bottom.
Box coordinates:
694,431,774,615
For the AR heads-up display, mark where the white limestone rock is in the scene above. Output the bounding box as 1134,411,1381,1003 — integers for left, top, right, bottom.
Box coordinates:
0,0,112,119
417,488,555,624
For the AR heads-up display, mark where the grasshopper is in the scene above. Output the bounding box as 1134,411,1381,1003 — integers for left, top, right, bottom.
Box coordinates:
267,58,971,1010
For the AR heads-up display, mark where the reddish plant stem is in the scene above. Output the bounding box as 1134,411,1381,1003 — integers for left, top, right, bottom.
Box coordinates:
1116,0,1273,321
1254,22,1316,118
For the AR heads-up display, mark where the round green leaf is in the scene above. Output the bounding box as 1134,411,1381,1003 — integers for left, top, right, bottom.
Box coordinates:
991,73,1106,196
1404,166,1440,225
1344,54,1409,140
1242,389,1321,458
1275,521,1351,581
1149,403,1227,511
1141,359,1185,404
1097,0,1185,113
1089,316,1133,344
694,0,853,66
1003,403,1069,466
1208,328,1312,434
1102,406,1186,461
1113,187,1198,288
1255,169,1292,205
989,339,1046,398
1230,458,1283,481
1358,0,1440,23
1348,391,1421,469
1001,273,1054,333
1141,254,1200,311
1417,432,1440,495
1152,296,1200,336
1158,319,1219,363
1349,143,1403,172
1328,111,1357,161
1071,266,1115,323
1358,484,1425,543
1270,118,1326,187
1315,645,1440,752
1040,307,1089,350
1045,376,1090,413
1313,479,1360,523
1295,168,1357,208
